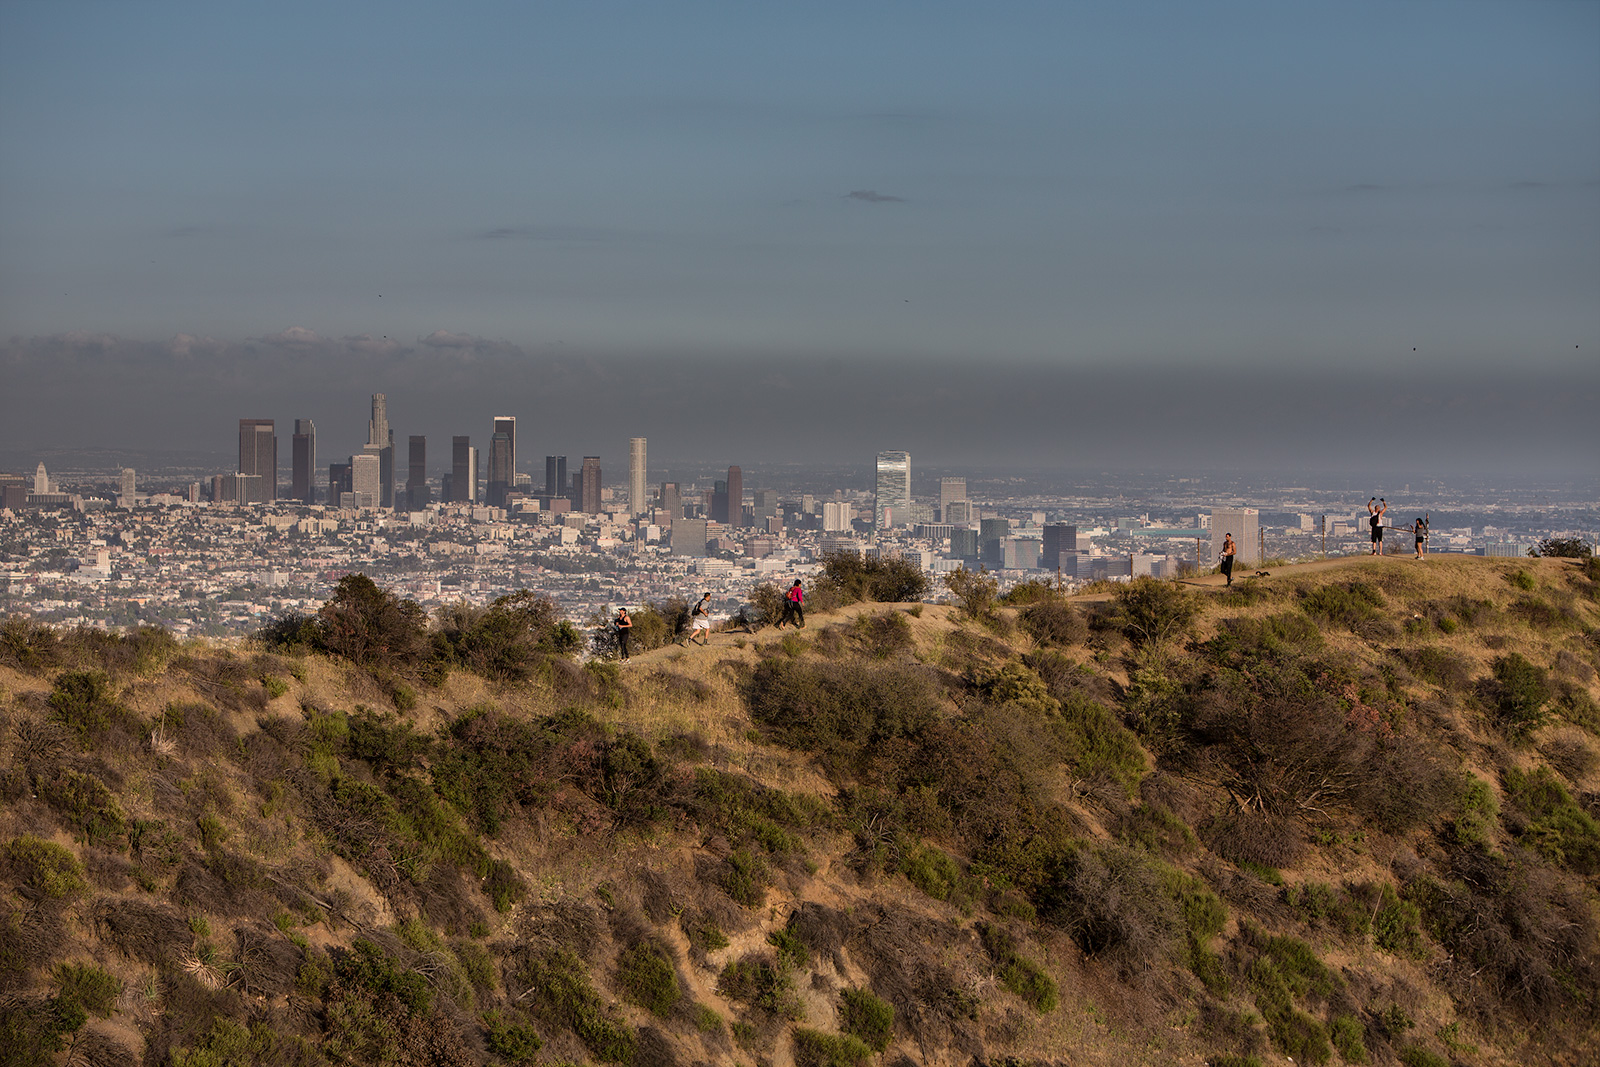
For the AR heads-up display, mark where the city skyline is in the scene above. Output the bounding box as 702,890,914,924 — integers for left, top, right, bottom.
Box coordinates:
1,3,1594,478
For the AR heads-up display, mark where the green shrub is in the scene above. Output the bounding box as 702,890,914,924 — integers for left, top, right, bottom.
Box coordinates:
721,848,770,907
1248,956,1332,1064
616,941,680,1018
2,835,87,899
260,674,290,699
46,670,125,746
40,769,126,844
717,955,801,1018
1508,569,1536,591
744,658,941,776
1329,1013,1368,1063
515,949,636,1063
1208,1057,1263,1067
1490,652,1551,739
768,925,809,971
1109,578,1201,647
53,961,121,1017
901,844,965,904
169,1020,315,1067
1449,774,1499,849
979,923,1059,1012
839,986,894,1052
1373,884,1427,957
317,573,430,670
1502,766,1600,873
853,610,915,658
1299,581,1385,630
483,1010,543,1062
1398,1047,1448,1067
792,1027,873,1067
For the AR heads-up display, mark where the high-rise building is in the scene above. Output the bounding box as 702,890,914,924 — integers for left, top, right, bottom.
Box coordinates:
545,456,567,499
751,488,779,529
658,482,680,528
1210,507,1261,567
980,517,1011,565
451,437,476,503
493,416,516,476
487,429,513,506
629,437,647,516
292,419,316,503
822,501,853,532
364,394,394,508
328,462,352,505
350,452,380,508
1042,524,1078,572
939,477,966,522
725,466,743,527
672,517,708,556
406,436,428,509
578,456,602,514
875,451,910,528
944,500,973,525
238,419,277,503
33,463,49,494
118,468,136,501
951,528,980,558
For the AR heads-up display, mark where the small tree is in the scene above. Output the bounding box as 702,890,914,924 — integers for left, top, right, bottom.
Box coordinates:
1490,652,1550,739
1529,538,1593,559
944,565,998,619
318,573,428,669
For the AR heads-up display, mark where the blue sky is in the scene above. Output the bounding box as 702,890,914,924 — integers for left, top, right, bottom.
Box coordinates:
1,1,1596,469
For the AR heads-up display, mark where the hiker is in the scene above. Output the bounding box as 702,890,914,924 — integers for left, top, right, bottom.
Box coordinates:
686,592,713,646
614,606,632,660
1368,497,1387,556
1220,533,1236,587
1414,514,1429,560
776,579,805,629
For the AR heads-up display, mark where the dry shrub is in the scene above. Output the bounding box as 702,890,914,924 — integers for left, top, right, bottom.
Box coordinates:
1201,810,1304,869
1036,845,1183,982
1541,733,1599,782
1397,646,1474,693
1017,598,1088,647
847,903,983,1057
233,923,304,997
95,899,191,967
1552,648,1596,684
852,611,914,659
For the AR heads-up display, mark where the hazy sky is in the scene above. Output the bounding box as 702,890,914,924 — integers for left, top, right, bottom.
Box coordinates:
2,1,1596,474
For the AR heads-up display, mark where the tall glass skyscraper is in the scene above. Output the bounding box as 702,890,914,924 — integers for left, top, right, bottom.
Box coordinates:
875,450,910,528
629,437,647,517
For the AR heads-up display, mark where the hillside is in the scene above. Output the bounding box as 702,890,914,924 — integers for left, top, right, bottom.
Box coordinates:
2,554,1598,1067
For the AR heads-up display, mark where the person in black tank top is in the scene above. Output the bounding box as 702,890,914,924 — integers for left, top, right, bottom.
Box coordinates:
1367,498,1387,556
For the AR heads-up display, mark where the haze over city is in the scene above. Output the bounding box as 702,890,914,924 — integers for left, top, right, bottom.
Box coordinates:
2,1,1596,478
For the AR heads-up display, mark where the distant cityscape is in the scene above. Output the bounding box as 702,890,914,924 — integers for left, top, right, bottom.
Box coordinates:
1,394,1596,638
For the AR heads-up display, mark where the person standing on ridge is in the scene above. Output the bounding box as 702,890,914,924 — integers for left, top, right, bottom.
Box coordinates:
1220,533,1236,587
614,606,632,660
1413,514,1429,560
776,579,805,629
1368,497,1387,556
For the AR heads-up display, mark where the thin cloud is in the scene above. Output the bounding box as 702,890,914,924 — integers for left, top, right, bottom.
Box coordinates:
475,225,616,242
260,326,325,348
845,190,905,203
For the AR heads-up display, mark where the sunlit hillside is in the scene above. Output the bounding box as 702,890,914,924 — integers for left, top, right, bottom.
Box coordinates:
2,554,1598,1067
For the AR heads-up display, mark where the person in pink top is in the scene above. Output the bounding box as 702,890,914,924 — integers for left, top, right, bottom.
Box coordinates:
776,579,805,628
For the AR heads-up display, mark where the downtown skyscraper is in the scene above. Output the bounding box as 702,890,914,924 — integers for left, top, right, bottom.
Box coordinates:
875,450,910,528
238,419,276,504
488,416,516,506
366,394,395,508
629,437,647,517
291,419,316,503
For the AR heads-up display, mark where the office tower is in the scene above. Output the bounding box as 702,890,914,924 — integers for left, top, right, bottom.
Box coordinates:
349,452,379,507
34,463,49,494
751,488,779,529
822,501,852,532
578,456,602,514
367,394,388,448
951,528,980,558
119,468,135,500
629,437,647,516
1210,507,1261,567
406,436,428,509
939,477,966,521
1042,524,1078,571
711,480,729,524
875,450,911,528
493,416,517,476
238,419,277,503
487,428,513,506
944,500,973,525
659,482,680,528
450,437,476,503
364,395,393,508
725,466,743,527
328,462,352,506
545,456,567,499
672,517,708,556
292,419,316,503
980,517,1011,565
